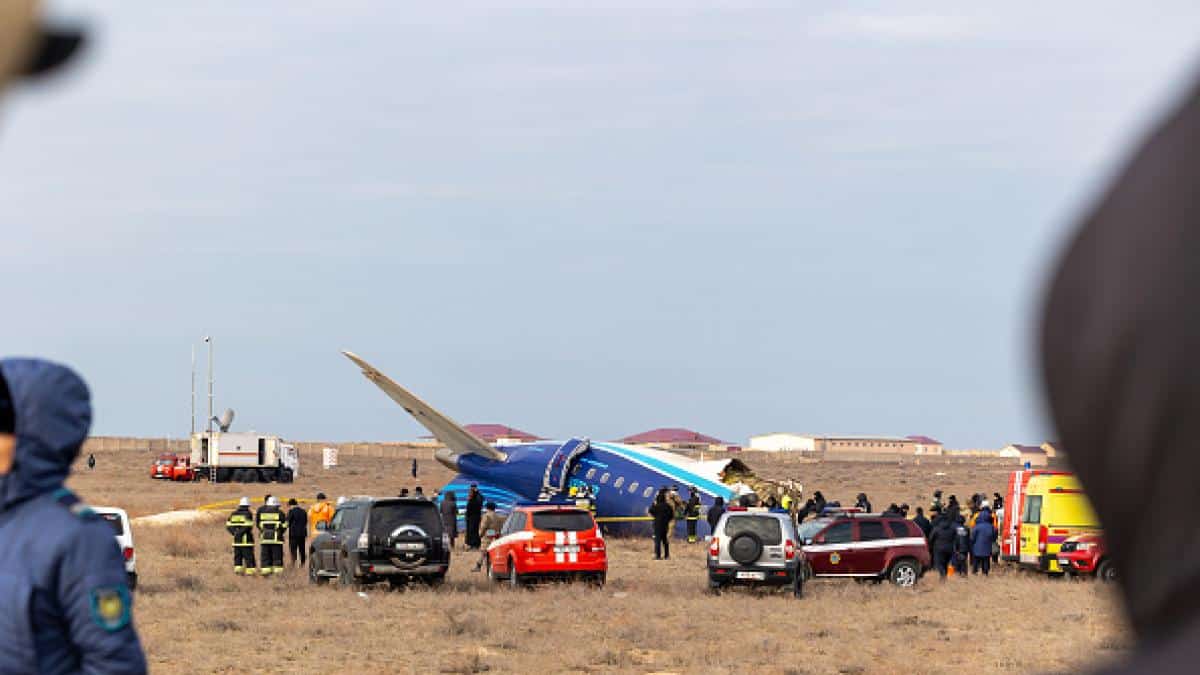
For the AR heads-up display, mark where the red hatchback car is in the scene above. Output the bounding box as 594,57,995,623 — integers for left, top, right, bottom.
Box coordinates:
1057,533,1115,581
797,514,931,586
486,505,607,587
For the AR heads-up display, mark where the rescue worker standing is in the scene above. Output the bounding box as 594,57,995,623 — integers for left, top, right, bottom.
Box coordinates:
0,358,147,673
474,502,505,571
256,496,286,575
927,512,955,579
684,487,701,543
226,497,257,575
308,491,333,535
285,498,308,568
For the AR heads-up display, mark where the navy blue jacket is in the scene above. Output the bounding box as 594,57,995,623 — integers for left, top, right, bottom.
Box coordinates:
970,513,998,558
0,359,146,674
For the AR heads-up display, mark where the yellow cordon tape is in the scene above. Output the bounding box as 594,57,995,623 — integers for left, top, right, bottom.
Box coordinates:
197,497,316,512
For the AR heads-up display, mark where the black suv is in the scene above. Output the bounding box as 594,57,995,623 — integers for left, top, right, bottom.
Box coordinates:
309,497,451,589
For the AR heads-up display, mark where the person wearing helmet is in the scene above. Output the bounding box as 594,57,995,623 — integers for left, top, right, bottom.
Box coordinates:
255,496,286,575
226,497,257,575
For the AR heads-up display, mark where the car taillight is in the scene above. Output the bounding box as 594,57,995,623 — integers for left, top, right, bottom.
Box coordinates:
584,539,605,552
123,546,134,561
709,537,720,557
357,533,369,550
1038,525,1048,553
442,534,451,549
784,539,795,560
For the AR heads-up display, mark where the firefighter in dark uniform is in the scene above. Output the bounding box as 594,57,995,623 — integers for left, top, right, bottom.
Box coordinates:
256,496,286,575
684,487,701,543
226,497,257,575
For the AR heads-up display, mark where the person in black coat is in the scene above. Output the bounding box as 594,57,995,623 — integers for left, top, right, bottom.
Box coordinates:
706,496,726,536
812,491,827,515
439,491,459,549
952,514,970,576
855,493,872,513
464,484,484,549
648,489,675,560
411,458,418,479
285,498,308,567
912,507,932,539
928,514,956,578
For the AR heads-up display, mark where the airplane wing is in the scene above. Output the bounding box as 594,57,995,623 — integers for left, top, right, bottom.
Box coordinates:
342,351,506,462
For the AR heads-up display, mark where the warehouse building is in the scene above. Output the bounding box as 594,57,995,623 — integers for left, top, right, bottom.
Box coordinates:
747,433,943,455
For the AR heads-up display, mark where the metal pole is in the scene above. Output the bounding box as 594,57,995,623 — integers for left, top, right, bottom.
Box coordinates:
190,345,196,436
206,336,213,435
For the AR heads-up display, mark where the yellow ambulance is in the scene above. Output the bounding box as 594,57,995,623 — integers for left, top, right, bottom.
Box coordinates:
1018,473,1100,573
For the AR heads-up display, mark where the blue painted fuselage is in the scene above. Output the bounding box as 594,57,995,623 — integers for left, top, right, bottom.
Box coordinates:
438,441,736,537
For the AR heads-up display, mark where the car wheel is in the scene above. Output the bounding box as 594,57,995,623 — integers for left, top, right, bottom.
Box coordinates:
127,573,138,592
388,578,407,591
486,562,499,584
1097,559,1117,583
593,572,606,588
792,576,803,599
337,563,355,588
428,573,446,588
508,558,522,588
889,559,919,587
707,579,722,596
309,557,328,585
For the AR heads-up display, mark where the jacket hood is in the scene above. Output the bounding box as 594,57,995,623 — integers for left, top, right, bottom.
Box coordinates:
1041,78,1200,641
0,358,91,509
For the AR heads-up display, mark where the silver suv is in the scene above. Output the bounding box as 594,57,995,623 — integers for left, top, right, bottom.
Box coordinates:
707,508,803,597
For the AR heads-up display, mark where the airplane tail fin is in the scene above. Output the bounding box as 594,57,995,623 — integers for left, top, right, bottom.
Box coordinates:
342,351,506,464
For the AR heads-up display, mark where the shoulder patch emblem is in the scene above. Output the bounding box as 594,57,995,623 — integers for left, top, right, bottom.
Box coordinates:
90,586,131,632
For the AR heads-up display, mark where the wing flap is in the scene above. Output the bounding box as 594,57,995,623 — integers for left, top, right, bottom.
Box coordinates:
342,351,505,462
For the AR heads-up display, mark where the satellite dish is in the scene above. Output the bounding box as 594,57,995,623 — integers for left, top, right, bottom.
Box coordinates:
211,408,235,432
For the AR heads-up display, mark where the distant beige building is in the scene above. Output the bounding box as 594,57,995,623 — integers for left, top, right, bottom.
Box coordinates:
747,433,943,456
998,443,1050,467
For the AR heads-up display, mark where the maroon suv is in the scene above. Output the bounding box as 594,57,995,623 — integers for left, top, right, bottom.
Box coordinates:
797,514,930,586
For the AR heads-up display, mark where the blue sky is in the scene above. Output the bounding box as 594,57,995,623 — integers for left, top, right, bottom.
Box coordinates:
3,2,1199,447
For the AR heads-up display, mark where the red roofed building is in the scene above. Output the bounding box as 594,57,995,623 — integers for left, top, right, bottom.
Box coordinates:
906,435,945,455
425,424,541,446
618,428,728,452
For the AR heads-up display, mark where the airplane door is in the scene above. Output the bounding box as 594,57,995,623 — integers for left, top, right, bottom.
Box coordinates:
543,438,589,494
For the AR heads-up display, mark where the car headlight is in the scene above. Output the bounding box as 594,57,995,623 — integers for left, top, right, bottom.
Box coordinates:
1075,542,1093,551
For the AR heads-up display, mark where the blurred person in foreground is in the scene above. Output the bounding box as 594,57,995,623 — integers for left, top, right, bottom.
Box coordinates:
1,9,146,673
0,359,146,673
1041,75,1200,673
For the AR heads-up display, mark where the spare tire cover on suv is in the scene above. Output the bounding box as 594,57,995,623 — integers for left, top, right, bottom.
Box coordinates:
729,532,764,565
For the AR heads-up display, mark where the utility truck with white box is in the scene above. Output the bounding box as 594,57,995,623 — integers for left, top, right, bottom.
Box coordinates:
190,431,298,483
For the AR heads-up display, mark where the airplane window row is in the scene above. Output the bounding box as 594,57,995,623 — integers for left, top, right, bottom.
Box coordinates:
570,463,654,499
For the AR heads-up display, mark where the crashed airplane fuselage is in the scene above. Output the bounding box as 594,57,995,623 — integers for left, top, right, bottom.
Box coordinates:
342,351,753,536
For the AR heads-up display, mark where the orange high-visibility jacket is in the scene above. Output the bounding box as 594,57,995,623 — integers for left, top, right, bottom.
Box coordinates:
309,501,334,535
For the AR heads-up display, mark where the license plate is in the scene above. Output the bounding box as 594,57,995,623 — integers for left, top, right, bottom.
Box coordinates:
736,571,766,580
554,545,580,553
396,543,424,551
1058,558,1070,566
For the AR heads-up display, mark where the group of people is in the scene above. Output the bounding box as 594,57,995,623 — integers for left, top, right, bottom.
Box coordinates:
225,492,333,575
914,491,1004,578
647,484,707,559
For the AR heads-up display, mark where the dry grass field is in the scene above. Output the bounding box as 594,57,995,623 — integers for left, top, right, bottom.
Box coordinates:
66,449,1129,674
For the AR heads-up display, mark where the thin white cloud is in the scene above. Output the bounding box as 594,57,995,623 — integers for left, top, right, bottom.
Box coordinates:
814,12,977,41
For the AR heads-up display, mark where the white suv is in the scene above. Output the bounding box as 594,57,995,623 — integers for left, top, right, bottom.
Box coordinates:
707,508,803,597
93,507,137,590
